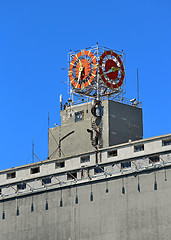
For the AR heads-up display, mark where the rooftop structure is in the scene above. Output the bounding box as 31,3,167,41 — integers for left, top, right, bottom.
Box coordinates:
48,99,143,159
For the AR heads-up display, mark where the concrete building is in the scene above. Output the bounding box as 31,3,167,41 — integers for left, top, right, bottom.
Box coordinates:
49,100,143,159
0,97,171,240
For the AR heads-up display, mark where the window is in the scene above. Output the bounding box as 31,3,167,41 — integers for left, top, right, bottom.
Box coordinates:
7,171,16,179
30,167,40,174
0,188,1,195
75,111,84,122
81,169,89,178
67,171,77,180
55,161,65,169
17,182,26,191
94,166,104,175
80,155,90,163
42,177,51,185
149,155,159,163
121,161,131,169
162,139,171,146
134,144,144,152
107,150,117,158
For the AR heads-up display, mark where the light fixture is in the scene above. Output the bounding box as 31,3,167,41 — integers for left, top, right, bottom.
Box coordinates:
90,192,93,201
122,186,125,194
130,98,136,103
45,200,48,210
154,180,157,190
60,198,63,207
2,211,5,220
75,195,78,204
31,202,34,212
16,206,19,216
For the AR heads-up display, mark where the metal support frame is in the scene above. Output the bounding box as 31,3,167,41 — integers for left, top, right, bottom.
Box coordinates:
67,44,126,105
129,159,138,168
7,185,17,193
25,182,33,191
67,171,77,182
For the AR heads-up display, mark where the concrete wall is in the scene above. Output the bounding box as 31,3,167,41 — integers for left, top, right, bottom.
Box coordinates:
1,166,171,240
109,101,143,146
48,100,143,160
1,134,171,197
48,101,109,159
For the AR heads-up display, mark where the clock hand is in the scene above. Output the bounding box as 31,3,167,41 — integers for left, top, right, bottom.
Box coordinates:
105,69,113,74
112,67,120,72
79,59,83,70
78,60,84,83
105,66,120,74
78,70,81,83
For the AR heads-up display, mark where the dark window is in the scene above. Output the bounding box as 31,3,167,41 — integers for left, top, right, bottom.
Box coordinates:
94,166,104,175
81,155,90,163
149,156,159,163
55,161,65,169
75,111,84,122
0,188,1,195
7,172,16,179
162,139,171,146
121,161,131,169
134,144,144,152
17,182,26,191
42,177,51,185
107,150,117,157
67,172,77,180
95,151,98,164
30,167,40,174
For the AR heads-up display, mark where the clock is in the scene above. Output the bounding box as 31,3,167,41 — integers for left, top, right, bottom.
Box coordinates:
99,50,125,89
68,50,97,89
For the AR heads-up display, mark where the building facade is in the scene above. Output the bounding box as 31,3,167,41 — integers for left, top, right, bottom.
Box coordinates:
0,130,171,239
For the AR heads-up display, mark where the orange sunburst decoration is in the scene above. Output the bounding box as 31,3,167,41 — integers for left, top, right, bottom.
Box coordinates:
69,50,97,89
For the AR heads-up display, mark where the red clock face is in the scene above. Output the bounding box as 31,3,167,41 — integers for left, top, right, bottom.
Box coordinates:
105,59,118,80
99,50,125,89
69,50,97,89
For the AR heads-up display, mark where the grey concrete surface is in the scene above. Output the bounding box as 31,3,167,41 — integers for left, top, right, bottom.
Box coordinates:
0,134,170,193
108,101,143,146
48,100,143,160
1,166,171,240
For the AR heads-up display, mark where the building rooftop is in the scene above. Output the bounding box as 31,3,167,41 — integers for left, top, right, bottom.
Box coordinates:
0,133,171,200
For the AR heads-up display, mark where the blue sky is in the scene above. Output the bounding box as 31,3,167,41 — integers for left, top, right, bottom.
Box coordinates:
0,0,170,170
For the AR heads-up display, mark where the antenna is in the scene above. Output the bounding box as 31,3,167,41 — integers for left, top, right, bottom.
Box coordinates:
60,94,63,110
137,68,139,103
31,137,41,162
96,42,100,101
32,137,34,163
48,112,49,159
